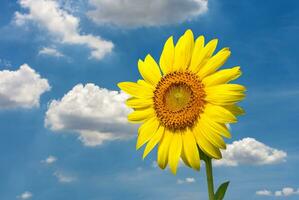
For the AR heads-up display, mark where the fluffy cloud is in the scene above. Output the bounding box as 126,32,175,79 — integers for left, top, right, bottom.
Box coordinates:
38,47,64,57
17,191,33,200
15,0,113,60
214,138,287,167
87,0,208,28
256,187,299,197
275,188,299,197
54,171,76,183
256,190,272,196
177,177,196,184
0,64,50,109
45,83,136,147
41,155,57,165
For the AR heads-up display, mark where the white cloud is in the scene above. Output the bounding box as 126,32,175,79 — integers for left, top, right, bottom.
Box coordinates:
275,191,283,196
185,177,196,183
257,187,299,197
0,64,50,109
256,190,272,196
17,191,33,200
45,83,136,147
275,187,299,197
41,155,57,164
54,171,76,183
87,0,208,28
39,47,64,57
214,138,287,167
15,0,113,60
77,130,119,147
177,177,196,184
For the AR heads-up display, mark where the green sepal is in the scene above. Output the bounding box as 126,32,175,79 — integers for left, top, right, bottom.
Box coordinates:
198,146,210,162
215,181,230,200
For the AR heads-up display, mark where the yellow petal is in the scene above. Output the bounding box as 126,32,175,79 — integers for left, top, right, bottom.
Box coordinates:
201,114,231,138
193,125,222,159
204,104,237,123
204,39,218,59
118,82,153,98
202,66,242,87
205,94,245,106
143,126,164,159
138,55,162,86
181,146,192,168
182,129,200,170
157,129,173,169
224,105,245,116
206,84,246,92
189,39,218,73
197,48,231,79
168,132,182,174
205,84,246,105
126,97,153,109
173,29,194,71
136,117,160,150
137,79,155,90
195,118,226,149
128,107,155,123
189,35,205,73
159,36,175,74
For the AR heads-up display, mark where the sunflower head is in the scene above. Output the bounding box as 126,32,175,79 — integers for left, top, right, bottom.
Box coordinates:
118,29,246,174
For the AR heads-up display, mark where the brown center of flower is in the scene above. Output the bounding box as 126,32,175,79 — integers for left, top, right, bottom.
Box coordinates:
153,71,206,130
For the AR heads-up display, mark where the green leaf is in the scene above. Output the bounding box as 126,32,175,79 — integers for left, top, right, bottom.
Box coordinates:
215,181,230,200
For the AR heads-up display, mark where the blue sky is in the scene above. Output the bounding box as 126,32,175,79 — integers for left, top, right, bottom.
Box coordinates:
0,0,299,199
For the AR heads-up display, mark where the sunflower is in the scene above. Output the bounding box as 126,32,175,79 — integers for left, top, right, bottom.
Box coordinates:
118,29,245,174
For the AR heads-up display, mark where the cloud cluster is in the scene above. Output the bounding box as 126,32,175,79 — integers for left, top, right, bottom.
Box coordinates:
38,47,64,58
256,187,299,197
54,171,76,183
41,156,75,183
17,191,33,200
87,0,208,28
45,83,136,147
0,64,50,109
41,155,57,165
214,138,287,167
177,177,196,184
256,190,272,196
15,0,113,60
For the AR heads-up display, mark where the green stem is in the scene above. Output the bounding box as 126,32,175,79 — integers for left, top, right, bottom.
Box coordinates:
205,157,215,200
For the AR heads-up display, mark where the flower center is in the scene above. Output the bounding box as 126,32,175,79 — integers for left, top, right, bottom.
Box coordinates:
153,71,206,130
165,84,192,112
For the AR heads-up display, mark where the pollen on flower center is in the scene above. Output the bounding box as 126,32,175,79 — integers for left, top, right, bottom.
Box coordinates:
153,71,206,130
165,84,192,112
